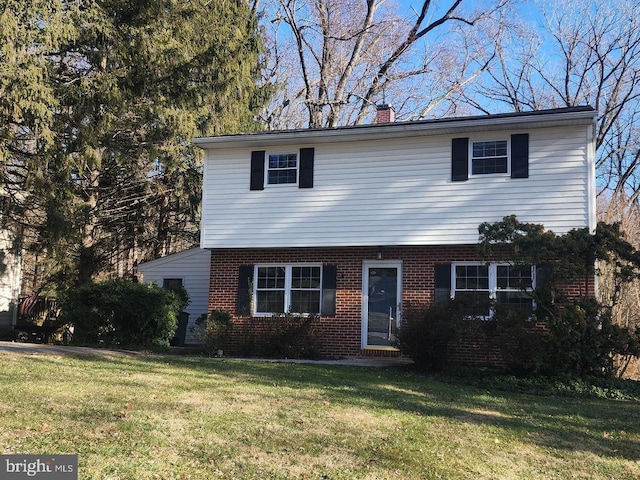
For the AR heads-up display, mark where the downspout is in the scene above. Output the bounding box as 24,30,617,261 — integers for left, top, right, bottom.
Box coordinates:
587,114,598,297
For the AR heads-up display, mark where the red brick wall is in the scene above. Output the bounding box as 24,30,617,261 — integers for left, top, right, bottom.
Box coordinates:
207,245,595,362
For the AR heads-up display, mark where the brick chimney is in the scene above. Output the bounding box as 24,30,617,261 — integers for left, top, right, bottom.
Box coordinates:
376,104,396,124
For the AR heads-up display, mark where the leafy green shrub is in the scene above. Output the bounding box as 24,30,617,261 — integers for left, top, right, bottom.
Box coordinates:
194,309,233,355
478,216,640,378
398,300,477,372
542,299,640,377
60,279,185,350
0,327,22,341
237,314,321,359
442,369,640,401
486,305,545,375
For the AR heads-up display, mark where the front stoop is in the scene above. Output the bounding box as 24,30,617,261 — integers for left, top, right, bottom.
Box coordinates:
361,346,402,358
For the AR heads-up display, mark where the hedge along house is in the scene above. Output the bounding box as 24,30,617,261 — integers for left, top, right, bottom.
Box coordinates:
135,248,211,346
194,106,598,360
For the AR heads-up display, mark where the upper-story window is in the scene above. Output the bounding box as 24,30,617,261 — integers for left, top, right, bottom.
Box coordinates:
268,153,298,185
471,140,508,175
452,134,529,182
250,148,315,190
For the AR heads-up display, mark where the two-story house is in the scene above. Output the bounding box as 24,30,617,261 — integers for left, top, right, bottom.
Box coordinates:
193,105,597,359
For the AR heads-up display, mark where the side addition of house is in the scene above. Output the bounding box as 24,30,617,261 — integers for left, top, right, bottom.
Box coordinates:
0,207,21,330
135,247,211,346
194,106,597,359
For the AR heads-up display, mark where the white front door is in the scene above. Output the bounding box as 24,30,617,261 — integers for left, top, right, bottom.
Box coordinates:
362,261,402,348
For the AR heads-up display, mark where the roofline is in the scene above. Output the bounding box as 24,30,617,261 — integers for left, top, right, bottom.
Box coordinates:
193,106,596,148
135,247,208,270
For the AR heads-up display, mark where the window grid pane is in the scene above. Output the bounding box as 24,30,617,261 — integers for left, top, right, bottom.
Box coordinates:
472,157,507,174
290,291,321,314
268,169,297,184
257,267,286,289
256,291,285,313
497,265,532,290
496,291,533,310
455,265,489,290
292,266,321,288
473,141,507,157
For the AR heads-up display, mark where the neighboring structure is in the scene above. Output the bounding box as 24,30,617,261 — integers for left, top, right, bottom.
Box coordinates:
194,106,597,359
135,248,211,345
0,228,21,330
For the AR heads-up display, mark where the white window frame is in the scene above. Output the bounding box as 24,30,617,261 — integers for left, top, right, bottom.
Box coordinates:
253,263,322,316
451,262,536,318
469,137,510,177
266,152,298,186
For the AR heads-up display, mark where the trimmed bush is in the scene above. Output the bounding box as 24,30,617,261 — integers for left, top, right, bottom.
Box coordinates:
60,279,185,350
398,299,475,371
195,309,233,356
237,314,321,359
0,327,22,341
486,305,545,376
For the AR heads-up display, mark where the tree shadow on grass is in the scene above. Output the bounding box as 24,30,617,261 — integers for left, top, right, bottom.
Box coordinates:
10,352,640,463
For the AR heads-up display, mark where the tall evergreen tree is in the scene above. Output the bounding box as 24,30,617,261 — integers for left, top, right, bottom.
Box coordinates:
0,0,266,287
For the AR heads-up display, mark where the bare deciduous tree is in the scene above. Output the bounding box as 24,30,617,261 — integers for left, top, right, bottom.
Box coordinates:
257,0,511,128
465,0,640,201
598,192,640,377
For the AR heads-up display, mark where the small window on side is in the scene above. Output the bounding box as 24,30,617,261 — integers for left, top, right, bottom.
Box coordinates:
163,278,183,289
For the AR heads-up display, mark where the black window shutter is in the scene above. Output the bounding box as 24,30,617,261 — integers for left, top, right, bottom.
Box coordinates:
250,151,265,190
237,265,254,315
321,265,337,316
434,264,452,302
299,147,315,188
511,133,529,179
535,264,552,291
451,138,469,182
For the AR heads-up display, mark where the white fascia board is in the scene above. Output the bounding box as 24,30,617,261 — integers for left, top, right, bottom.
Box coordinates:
193,108,597,149
135,247,207,271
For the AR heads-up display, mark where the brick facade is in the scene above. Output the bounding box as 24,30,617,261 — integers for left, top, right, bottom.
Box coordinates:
208,245,595,362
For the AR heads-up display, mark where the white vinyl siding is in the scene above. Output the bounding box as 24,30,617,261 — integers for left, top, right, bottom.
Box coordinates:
200,124,593,249
0,228,21,328
136,248,210,345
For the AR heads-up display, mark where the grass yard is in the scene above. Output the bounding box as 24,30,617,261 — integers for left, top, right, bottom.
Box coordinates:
1,350,639,480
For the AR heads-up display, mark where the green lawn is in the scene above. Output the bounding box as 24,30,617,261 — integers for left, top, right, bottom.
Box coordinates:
1,351,639,479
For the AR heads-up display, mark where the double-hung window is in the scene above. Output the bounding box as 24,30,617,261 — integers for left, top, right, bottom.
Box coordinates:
453,263,535,317
255,265,322,314
471,140,508,175
267,153,298,185
496,264,534,309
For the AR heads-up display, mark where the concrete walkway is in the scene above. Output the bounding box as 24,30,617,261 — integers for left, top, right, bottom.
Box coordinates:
0,341,413,367
0,341,139,357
